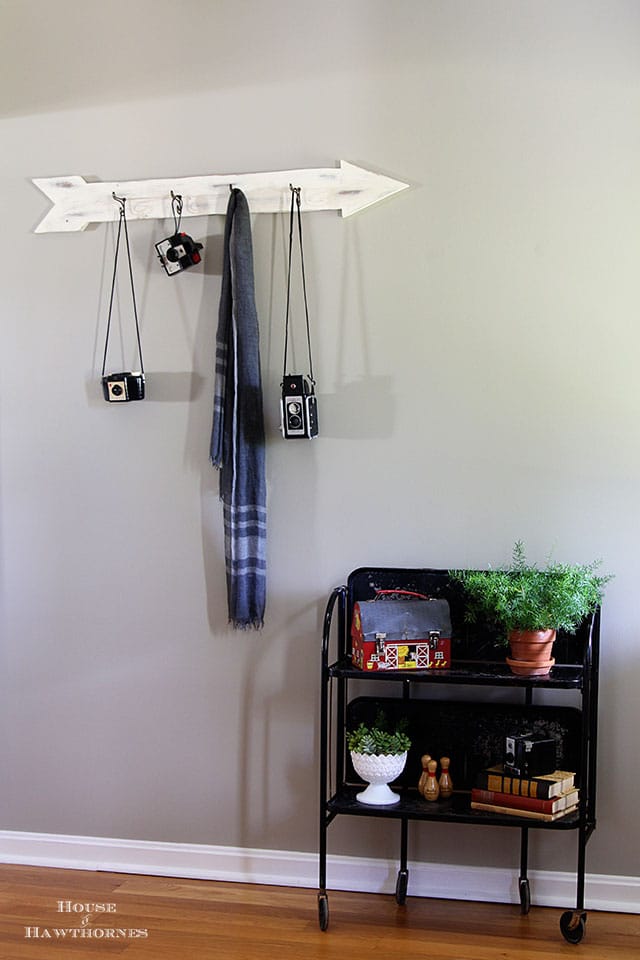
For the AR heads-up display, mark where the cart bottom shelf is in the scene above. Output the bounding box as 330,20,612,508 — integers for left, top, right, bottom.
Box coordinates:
327,787,583,828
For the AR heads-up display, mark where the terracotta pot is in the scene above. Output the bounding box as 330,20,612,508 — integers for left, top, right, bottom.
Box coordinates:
506,628,556,677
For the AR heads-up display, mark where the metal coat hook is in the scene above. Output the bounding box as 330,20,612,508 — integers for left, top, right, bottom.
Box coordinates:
112,192,127,211
170,191,183,233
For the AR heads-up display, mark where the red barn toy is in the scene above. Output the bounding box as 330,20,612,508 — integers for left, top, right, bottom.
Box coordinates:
351,592,452,671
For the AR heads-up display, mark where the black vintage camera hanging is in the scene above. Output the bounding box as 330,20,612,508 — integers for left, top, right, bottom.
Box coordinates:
101,194,145,402
155,192,203,276
280,186,319,439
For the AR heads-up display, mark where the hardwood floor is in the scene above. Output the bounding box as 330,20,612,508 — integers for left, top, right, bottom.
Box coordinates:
0,863,638,959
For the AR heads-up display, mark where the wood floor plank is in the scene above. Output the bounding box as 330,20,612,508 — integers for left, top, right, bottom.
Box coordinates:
0,864,638,959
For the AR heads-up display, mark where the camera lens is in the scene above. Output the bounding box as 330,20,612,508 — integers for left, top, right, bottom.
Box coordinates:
110,384,123,397
287,402,302,429
167,243,187,263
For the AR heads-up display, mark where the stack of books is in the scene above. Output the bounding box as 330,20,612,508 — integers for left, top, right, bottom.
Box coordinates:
471,765,579,821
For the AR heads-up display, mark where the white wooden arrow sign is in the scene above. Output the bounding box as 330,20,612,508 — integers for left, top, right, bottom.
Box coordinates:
32,161,409,233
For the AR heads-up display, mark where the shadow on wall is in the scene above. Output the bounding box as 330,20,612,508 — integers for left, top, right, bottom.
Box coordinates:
323,216,395,439
318,376,395,439
140,233,224,401
234,591,325,850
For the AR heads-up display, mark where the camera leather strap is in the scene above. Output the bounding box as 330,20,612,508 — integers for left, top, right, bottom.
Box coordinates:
101,195,145,377
282,186,314,385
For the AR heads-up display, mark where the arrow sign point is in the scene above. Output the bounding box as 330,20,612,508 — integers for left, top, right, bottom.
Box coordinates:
338,161,409,216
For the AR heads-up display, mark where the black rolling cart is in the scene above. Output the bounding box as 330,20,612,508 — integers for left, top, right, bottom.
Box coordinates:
318,567,600,944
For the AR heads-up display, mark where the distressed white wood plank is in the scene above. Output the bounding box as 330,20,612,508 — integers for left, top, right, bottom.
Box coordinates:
32,161,409,232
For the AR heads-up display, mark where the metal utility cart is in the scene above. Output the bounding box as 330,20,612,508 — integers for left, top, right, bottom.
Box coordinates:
318,567,600,944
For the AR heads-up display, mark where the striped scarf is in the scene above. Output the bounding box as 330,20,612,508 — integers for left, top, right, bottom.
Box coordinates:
210,189,266,628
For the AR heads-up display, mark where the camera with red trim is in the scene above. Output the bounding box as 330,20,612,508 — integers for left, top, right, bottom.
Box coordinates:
155,232,203,276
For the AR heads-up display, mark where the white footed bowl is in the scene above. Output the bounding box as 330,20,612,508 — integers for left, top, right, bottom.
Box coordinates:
351,751,408,805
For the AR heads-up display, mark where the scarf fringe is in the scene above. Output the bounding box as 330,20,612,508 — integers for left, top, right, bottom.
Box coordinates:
230,617,264,630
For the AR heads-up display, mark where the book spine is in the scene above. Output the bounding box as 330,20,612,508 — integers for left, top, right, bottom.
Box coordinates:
471,788,578,814
470,801,578,822
476,772,554,799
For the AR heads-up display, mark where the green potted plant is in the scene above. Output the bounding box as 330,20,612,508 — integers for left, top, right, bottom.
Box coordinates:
450,541,612,676
347,711,411,805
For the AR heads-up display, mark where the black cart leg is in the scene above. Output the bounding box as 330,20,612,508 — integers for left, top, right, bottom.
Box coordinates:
318,793,329,927
560,824,588,943
518,827,531,915
318,605,330,932
318,826,329,930
318,810,330,930
395,818,409,905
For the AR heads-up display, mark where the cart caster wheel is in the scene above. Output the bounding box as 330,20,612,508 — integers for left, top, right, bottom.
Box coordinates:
518,878,531,915
395,869,409,905
560,910,587,944
318,893,329,931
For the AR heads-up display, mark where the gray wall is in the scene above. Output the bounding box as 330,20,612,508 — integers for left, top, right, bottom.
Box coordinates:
1,0,638,878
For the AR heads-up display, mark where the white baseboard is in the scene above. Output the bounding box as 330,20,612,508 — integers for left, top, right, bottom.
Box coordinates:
0,830,637,914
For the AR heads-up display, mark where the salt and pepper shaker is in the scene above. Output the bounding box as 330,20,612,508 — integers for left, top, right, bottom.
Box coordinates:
423,759,440,801
418,754,432,797
439,756,453,799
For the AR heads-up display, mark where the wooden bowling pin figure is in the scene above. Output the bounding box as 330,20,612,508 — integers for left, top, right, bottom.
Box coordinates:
423,759,440,802
439,756,453,799
418,754,431,797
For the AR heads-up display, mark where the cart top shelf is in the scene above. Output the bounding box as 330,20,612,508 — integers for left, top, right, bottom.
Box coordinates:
328,657,585,688
323,566,598,687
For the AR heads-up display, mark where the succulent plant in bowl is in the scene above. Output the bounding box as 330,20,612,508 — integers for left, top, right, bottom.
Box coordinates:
347,711,411,805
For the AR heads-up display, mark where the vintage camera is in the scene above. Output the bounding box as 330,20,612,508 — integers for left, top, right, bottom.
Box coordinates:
155,232,203,276
504,732,557,778
281,374,318,439
102,371,145,403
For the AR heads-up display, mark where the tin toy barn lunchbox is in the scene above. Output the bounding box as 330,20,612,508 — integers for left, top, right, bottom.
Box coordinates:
351,590,452,671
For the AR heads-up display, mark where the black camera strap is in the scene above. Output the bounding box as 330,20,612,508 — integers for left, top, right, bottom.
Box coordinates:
282,186,314,385
101,194,145,377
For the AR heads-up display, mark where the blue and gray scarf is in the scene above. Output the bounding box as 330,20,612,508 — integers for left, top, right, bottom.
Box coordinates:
210,188,266,628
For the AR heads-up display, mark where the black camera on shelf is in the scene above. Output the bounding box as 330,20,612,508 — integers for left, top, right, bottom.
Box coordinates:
504,732,557,779
102,371,145,403
155,232,203,276
280,374,318,439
